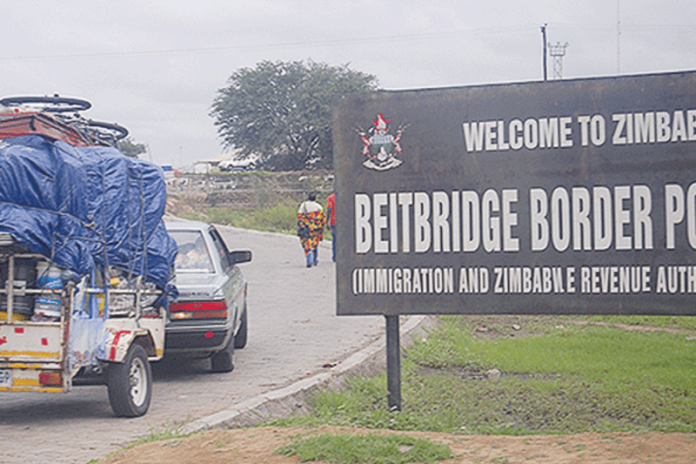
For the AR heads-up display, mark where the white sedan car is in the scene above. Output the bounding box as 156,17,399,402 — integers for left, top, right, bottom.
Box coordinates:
164,219,252,372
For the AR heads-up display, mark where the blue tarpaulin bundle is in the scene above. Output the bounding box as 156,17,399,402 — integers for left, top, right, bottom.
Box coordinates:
0,134,177,289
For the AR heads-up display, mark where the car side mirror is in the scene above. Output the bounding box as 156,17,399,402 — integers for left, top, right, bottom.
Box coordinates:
229,250,252,265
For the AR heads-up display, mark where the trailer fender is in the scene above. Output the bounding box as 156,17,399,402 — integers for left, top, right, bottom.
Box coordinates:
104,329,135,363
103,328,160,363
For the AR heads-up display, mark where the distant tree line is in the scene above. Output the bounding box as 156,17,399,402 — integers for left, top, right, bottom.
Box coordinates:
210,60,379,171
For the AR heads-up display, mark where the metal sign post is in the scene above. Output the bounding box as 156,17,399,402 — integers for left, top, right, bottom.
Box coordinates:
385,314,401,411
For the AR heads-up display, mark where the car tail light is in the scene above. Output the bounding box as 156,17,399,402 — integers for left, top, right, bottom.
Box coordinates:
170,300,227,320
39,372,62,386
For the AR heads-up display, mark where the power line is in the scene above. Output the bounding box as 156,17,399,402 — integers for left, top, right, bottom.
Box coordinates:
2,21,690,65
547,22,696,32
0,25,533,63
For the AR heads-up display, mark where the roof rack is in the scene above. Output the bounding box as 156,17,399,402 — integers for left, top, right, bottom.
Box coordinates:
0,95,128,147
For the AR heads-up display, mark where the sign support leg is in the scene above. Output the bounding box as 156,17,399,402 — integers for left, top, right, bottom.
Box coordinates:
385,314,401,411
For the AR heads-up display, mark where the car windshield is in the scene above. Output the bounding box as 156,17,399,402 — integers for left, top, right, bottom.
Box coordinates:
170,230,214,272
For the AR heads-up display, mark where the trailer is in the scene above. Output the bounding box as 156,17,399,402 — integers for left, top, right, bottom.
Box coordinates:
0,96,177,417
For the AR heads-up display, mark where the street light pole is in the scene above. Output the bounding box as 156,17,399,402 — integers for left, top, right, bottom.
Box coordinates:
541,24,548,82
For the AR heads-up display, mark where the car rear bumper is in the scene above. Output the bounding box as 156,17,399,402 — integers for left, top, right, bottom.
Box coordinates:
165,324,232,354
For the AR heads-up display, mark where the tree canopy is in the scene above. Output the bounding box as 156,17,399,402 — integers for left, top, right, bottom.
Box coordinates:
210,60,378,171
117,137,147,158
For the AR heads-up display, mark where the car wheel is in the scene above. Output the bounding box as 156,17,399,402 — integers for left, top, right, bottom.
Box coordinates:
234,309,248,349
210,334,234,373
107,344,152,417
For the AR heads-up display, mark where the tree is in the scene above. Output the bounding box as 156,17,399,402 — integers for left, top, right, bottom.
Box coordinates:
117,137,147,158
210,60,378,171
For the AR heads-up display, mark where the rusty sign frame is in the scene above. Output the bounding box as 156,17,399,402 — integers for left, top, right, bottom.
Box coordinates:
334,71,696,317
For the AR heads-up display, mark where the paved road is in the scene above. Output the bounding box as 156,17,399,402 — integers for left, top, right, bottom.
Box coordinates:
0,226,386,464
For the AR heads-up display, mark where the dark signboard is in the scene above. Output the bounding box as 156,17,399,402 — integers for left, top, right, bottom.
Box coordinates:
334,71,696,316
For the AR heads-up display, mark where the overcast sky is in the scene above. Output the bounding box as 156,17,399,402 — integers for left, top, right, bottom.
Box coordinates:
2,1,695,168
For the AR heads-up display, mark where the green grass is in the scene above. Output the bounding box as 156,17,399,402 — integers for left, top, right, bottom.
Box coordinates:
181,201,333,240
268,316,696,435
181,200,298,234
275,432,452,464
411,318,695,388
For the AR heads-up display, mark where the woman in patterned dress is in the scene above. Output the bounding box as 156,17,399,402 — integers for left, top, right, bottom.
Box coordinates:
297,192,326,267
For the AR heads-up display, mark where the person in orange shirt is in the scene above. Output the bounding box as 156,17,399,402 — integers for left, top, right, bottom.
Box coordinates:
326,191,336,262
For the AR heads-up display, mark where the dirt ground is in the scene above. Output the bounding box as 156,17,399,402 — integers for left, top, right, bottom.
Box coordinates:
101,425,696,464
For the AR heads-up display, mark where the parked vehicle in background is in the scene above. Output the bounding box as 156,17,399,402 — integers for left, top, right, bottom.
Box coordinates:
219,156,257,172
0,95,178,417
164,219,252,372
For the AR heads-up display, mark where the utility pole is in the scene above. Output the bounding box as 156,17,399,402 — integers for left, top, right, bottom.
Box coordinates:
541,24,548,81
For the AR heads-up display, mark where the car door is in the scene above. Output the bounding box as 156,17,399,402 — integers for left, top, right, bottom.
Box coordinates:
207,226,245,335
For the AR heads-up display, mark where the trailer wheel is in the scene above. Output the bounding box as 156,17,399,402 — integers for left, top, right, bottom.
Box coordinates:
107,344,152,417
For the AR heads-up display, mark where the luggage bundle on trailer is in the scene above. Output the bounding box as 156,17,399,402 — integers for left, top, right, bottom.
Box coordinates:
0,96,178,417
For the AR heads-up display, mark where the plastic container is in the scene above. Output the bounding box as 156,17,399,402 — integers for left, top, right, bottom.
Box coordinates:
34,262,63,318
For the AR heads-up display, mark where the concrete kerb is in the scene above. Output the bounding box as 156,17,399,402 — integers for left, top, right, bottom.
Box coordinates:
181,314,439,433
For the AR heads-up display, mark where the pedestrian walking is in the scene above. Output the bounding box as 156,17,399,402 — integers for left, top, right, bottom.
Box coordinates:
326,191,336,262
297,192,326,267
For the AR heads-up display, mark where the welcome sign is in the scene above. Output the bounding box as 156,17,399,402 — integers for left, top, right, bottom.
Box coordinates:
333,71,696,316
